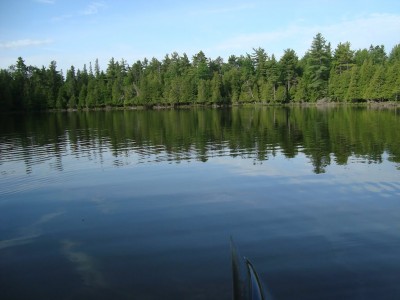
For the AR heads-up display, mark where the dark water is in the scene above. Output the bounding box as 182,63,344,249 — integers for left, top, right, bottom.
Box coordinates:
1,107,400,300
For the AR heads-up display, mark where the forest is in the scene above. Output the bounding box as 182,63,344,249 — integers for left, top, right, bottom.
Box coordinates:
0,33,399,112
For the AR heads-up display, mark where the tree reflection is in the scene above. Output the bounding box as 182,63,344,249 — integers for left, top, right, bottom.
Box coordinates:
0,107,399,174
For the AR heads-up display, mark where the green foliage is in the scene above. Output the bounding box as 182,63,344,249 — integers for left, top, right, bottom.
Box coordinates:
0,33,399,112
388,44,400,63
197,79,210,103
305,33,332,101
210,72,223,104
280,48,299,102
333,42,354,73
364,65,386,101
346,66,362,102
368,45,387,64
293,77,307,102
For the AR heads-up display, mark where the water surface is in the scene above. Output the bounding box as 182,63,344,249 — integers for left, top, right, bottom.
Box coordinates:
1,107,400,300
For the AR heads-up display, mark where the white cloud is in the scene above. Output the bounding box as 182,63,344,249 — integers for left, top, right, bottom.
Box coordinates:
0,39,53,49
322,13,400,51
0,211,63,250
81,1,107,15
215,13,400,58
61,240,106,287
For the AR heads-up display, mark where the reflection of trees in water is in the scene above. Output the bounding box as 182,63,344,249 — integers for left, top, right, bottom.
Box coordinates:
0,107,399,174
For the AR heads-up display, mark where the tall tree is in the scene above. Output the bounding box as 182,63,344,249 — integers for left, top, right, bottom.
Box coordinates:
368,45,387,64
11,57,30,110
251,47,268,80
46,60,63,108
266,54,280,102
384,62,400,100
346,66,362,102
354,48,370,66
0,69,13,110
305,33,332,101
280,48,299,102
333,42,354,73
65,66,77,108
388,44,400,63
192,51,210,81
364,65,386,101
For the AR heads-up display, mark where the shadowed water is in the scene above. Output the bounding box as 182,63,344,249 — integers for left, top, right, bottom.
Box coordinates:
0,107,400,300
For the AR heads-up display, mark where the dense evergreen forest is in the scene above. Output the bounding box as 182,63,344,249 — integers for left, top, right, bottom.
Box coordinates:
1,33,400,111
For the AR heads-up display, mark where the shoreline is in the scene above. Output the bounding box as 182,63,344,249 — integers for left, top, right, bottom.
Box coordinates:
2,100,400,114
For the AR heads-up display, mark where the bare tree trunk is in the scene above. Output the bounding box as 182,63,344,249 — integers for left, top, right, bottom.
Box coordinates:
132,82,140,97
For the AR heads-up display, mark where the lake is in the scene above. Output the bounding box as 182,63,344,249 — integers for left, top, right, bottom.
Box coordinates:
1,107,400,300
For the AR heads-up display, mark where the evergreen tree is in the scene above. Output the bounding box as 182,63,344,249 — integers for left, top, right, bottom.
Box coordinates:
0,69,13,111
251,47,268,80
293,77,307,102
388,61,400,101
78,84,87,108
365,65,386,101
388,44,400,63
354,48,369,66
333,42,354,73
346,66,362,102
197,79,210,103
46,61,63,109
192,51,210,80
11,57,29,110
222,67,240,103
359,59,376,100
275,85,286,103
368,45,387,64
280,48,299,102
0,34,398,111
266,54,280,101
65,66,77,108
305,33,332,101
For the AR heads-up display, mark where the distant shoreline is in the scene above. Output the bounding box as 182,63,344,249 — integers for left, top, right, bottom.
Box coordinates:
3,100,396,114
2,99,400,115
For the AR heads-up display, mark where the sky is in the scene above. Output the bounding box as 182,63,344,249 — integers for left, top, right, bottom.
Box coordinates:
0,0,400,72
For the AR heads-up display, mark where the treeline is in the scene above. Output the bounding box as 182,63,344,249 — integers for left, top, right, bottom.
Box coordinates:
1,33,400,111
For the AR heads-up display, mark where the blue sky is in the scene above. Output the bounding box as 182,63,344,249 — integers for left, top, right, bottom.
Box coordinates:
1,0,399,72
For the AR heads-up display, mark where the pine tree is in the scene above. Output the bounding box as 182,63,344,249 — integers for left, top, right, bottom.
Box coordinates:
197,79,210,103
359,60,376,100
329,69,351,101
46,61,63,109
364,65,386,100
11,57,29,110
346,66,362,102
280,48,299,102
251,47,268,80
275,85,286,103
368,45,387,64
65,66,77,108
293,77,307,102
78,84,87,108
305,33,332,101
266,54,280,101
210,72,222,103
333,42,354,73
0,69,13,111
388,44,400,63
259,81,274,102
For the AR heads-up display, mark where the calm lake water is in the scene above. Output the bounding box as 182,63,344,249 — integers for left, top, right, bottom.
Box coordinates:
1,107,400,300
